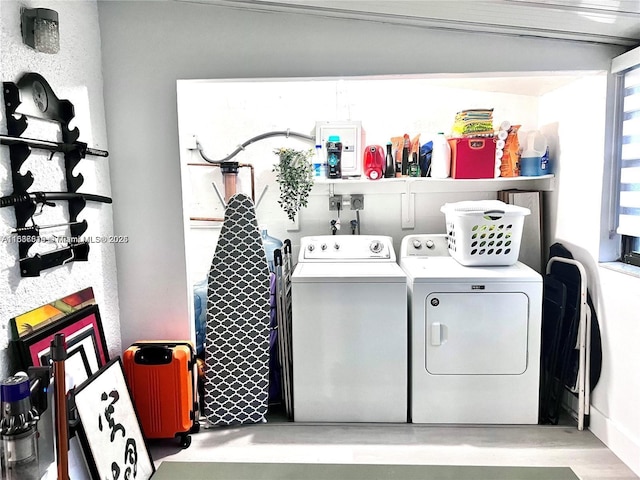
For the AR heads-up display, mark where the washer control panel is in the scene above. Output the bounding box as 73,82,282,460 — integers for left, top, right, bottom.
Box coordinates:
299,235,395,262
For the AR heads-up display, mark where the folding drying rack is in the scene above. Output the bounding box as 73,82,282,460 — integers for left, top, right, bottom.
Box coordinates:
542,255,592,431
274,240,295,420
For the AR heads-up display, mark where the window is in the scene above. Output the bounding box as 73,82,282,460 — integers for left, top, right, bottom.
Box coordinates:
613,53,640,267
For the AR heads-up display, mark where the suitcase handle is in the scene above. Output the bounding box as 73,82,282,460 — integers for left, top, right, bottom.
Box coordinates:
134,345,172,365
131,341,195,356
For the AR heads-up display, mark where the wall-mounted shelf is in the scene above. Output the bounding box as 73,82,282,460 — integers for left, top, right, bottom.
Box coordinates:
310,175,555,195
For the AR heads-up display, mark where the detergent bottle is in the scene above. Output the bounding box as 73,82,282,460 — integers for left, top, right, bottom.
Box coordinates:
326,135,342,179
519,130,547,176
430,133,451,178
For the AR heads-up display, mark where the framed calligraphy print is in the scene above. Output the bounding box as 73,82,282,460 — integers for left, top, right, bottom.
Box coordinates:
74,358,155,480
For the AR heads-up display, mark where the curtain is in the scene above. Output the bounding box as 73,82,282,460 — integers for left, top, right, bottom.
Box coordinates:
617,66,640,237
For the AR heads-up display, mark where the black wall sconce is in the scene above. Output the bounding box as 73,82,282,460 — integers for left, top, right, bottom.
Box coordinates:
21,8,59,54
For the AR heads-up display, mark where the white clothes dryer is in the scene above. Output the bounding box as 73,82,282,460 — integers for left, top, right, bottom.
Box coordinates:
400,234,542,424
292,235,407,423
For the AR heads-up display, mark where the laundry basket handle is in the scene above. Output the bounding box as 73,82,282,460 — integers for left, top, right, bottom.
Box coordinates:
483,209,505,220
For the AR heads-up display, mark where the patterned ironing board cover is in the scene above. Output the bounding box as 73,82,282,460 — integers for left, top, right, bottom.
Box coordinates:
204,193,270,425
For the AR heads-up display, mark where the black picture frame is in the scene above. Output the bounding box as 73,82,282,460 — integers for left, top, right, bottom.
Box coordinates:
58,344,92,387
11,304,108,376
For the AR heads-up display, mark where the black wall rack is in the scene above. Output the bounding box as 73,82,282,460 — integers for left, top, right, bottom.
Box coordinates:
1,72,110,276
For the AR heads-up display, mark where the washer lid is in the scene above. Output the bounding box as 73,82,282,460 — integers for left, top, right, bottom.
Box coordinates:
402,257,541,282
292,262,406,283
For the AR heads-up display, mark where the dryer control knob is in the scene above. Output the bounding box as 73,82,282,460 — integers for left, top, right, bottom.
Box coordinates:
307,244,315,252
333,243,340,250
412,240,422,249
320,243,327,251
370,240,383,253
425,240,435,249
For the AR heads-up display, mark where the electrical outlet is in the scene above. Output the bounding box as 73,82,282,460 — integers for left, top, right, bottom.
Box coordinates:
329,195,342,211
350,194,364,210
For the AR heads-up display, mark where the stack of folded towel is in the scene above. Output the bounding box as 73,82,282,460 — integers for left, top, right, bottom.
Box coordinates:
452,108,494,137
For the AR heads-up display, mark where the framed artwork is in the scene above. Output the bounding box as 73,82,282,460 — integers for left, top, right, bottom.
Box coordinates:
12,304,108,378
10,287,95,339
73,358,155,480
62,346,92,387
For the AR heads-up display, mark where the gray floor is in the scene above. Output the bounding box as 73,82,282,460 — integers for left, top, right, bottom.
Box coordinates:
148,420,638,480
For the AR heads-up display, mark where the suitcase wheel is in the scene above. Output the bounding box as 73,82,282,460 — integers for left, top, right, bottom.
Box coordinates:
178,433,191,449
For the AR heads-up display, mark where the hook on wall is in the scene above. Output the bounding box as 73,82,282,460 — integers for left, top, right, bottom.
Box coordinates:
19,242,90,277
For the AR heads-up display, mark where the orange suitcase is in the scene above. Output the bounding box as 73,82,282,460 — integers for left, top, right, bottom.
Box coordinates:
123,341,200,448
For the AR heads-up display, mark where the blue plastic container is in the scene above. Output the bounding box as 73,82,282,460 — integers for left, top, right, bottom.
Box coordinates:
520,146,550,176
520,156,544,176
261,227,283,273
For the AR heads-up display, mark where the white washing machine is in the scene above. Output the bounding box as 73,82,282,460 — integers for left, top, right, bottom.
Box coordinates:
400,234,542,424
291,235,407,422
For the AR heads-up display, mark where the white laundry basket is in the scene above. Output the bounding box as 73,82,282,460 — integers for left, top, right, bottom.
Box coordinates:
441,200,530,266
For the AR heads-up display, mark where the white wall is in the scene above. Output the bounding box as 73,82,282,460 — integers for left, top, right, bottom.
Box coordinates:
540,74,640,475
178,76,543,282
96,0,639,475
590,267,640,475
541,76,609,256
0,0,121,378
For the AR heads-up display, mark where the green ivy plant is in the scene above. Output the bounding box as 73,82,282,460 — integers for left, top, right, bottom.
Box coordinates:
273,147,315,222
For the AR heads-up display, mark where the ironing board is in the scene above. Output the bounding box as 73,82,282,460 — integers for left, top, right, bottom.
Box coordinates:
204,193,270,426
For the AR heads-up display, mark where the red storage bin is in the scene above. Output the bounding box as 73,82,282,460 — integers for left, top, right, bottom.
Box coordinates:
448,137,496,179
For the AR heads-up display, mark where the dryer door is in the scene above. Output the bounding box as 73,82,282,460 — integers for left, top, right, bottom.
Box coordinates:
425,292,529,375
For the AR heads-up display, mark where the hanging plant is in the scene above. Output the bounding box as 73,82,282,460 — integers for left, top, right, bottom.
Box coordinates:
273,147,315,222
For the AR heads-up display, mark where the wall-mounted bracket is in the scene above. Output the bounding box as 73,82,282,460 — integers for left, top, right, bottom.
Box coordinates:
19,242,90,277
9,143,34,193
401,192,415,229
350,194,364,210
2,72,100,270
